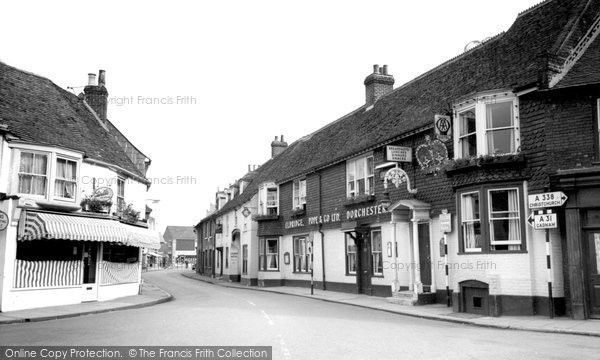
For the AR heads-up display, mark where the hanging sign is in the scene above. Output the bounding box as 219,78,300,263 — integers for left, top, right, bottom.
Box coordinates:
415,135,448,174
434,115,452,142
385,146,412,163
0,210,8,231
92,187,114,202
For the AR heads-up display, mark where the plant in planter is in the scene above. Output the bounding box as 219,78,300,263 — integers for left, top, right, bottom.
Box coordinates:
80,196,112,213
121,203,140,224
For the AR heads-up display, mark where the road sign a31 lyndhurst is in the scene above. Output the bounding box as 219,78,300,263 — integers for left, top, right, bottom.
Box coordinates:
528,191,567,209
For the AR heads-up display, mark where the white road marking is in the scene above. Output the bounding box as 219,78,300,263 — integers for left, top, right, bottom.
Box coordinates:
260,310,275,325
246,300,256,306
277,334,292,360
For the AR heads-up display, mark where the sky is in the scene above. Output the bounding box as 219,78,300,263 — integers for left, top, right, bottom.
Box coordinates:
0,0,544,233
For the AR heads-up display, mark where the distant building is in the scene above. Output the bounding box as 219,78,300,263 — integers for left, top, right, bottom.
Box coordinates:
163,226,196,266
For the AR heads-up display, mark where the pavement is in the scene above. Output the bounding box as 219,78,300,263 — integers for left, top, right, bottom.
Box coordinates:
0,276,173,324
181,271,600,338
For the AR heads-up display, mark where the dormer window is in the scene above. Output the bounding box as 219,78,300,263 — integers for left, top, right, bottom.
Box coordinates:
258,182,279,216
293,179,306,210
454,93,519,158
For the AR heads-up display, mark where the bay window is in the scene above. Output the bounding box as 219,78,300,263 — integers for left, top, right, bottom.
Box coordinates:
458,184,525,253
454,93,519,158
293,236,311,273
347,155,374,198
293,179,306,210
15,148,80,202
259,237,279,271
258,182,279,215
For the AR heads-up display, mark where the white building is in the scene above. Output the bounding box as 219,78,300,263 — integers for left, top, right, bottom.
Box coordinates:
0,63,160,311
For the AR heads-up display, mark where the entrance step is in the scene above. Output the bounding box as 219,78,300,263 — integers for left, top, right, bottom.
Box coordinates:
386,291,417,306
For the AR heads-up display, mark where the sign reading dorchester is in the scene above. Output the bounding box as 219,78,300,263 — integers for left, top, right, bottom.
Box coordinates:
284,204,388,229
528,191,567,209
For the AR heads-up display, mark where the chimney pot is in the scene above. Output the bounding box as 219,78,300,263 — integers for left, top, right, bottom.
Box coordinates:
248,164,251,172
280,135,284,142
87,73,96,86
373,64,379,73
98,70,106,86
364,64,395,107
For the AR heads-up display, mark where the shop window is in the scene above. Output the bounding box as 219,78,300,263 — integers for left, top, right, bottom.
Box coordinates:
293,236,311,273
371,229,383,276
454,93,519,158
17,239,82,261
458,184,525,253
346,155,374,198
242,244,248,275
345,234,357,274
293,179,307,210
259,237,279,271
103,243,139,263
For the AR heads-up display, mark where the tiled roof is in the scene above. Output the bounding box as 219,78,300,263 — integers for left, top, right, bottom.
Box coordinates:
555,26,600,88
0,61,146,177
163,226,196,241
198,0,598,224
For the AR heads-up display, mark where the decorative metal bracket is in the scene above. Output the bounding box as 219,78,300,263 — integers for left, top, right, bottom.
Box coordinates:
383,164,417,194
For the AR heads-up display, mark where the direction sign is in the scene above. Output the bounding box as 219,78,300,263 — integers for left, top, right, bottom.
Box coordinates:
528,191,567,209
527,211,557,229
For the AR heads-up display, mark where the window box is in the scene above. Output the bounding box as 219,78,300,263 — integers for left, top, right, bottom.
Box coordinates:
80,197,112,214
290,206,306,217
253,213,280,221
344,194,376,206
444,153,525,175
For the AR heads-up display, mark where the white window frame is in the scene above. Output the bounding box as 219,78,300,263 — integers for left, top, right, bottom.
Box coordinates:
346,154,375,198
258,182,279,215
371,229,383,276
453,92,520,159
293,179,306,210
116,177,125,212
54,156,78,201
293,235,311,273
345,234,357,275
259,237,279,271
487,187,522,246
12,145,82,204
461,191,482,253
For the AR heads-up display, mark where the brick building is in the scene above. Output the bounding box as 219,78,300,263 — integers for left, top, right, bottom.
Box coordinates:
196,0,600,319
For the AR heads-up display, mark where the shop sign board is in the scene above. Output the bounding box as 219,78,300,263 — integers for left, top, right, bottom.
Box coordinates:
385,146,412,163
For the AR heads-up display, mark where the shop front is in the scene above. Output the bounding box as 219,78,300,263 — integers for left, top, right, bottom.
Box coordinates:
0,207,160,312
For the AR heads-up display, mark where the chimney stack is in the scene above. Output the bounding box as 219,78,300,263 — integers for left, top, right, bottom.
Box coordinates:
271,135,288,158
364,64,394,107
84,69,109,121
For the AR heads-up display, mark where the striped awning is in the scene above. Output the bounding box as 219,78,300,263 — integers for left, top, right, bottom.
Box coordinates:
20,211,161,249
121,224,161,250
20,211,129,243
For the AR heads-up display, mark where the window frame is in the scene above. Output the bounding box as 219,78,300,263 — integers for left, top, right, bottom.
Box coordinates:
259,237,279,271
345,233,357,275
293,235,311,273
258,182,279,215
457,183,527,254
16,149,50,199
460,191,482,253
346,154,375,198
116,177,125,212
292,179,307,210
370,228,383,276
242,244,248,275
453,93,520,159
53,156,79,201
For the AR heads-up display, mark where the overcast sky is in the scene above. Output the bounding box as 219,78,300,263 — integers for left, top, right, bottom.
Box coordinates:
1,0,543,233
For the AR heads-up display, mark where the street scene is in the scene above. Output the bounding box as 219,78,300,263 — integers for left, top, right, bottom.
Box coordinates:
1,0,600,359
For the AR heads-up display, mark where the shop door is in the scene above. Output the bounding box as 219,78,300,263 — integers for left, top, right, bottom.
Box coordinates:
82,242,98,302
418,223,432,292
587,231,600,317
357,236,372,295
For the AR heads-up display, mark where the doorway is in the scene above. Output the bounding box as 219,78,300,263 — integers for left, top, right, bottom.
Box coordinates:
418,223,432,292
356,232,372,295
586,231,600,318
81,242,98,302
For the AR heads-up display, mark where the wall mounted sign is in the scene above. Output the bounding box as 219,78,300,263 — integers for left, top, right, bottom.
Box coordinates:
92,187,114,202
242,207,251,218
416,135,449,174
346,204,388,220
528,191,568,209
439,210,451,233
527,210,557,229
385,146,412,163
434,115,452,142
0,210,8,231
383,165,418,194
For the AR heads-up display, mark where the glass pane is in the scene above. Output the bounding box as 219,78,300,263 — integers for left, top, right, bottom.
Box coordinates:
491,191,509,212
594,233,600,274
20,152,33,173
463,222,482,249
371,231,382,251
486,102,513,129
459,110,476,135
347,161,355,181
356,158,365,178
347,254,356,273
33,154,47,175
461,193,479,220
367,177,374,195
461,134,477,157
487,128,514,154
18,174,32,193
267,239,278,253
367,157,374,176
357,179,365,195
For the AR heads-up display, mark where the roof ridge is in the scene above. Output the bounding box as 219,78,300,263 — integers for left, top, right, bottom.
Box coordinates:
517,0,554,17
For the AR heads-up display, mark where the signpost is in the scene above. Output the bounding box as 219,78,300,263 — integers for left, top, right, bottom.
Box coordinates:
527,191,568,319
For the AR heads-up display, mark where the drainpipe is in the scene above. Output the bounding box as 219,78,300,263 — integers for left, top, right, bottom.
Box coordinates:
318,172,326,291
